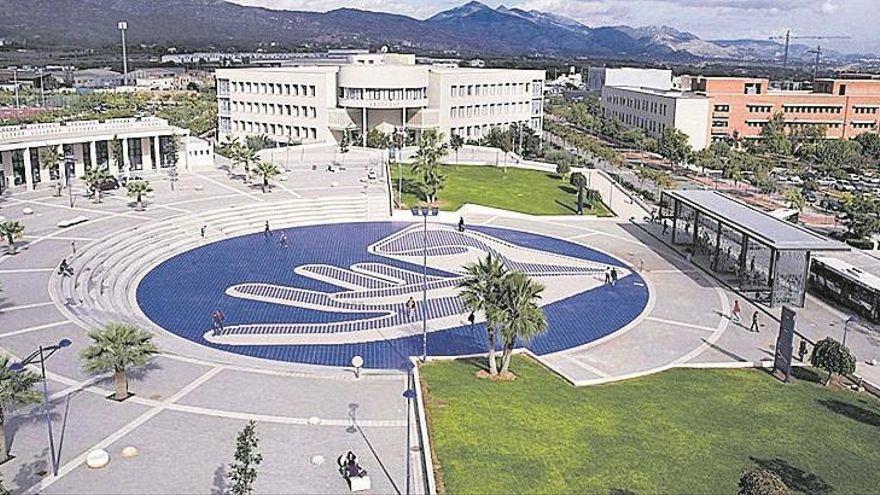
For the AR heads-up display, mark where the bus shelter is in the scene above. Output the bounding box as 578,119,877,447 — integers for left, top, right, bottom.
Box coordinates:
659,189,846,307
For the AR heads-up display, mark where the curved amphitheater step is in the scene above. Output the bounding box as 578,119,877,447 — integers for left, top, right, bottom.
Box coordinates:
52,195,390,340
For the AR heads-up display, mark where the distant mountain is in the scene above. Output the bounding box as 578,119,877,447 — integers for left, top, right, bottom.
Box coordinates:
0,0,852,62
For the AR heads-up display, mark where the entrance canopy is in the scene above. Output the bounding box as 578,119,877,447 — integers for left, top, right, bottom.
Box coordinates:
659,189,846,307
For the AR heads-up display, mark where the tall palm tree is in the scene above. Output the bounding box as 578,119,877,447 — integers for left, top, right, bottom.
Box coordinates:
253,160,279,193
450,134,464,164
570,172,588,215
126,180,153,210
0,220,25,254
411,131,448,204
80,322,159,401
0,355,41,462
38,145,63,191
219,136,243,177
239,146,258,184
457,254,507,376
110,138,125,176
82,168,110,204
492,272,547,376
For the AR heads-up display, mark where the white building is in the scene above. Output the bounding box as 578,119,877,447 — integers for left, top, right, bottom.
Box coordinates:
601,86,711,150
0,117,204,191
216,52,545,146
587,67,673,93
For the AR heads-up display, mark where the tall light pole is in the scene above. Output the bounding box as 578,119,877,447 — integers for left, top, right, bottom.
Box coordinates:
118,21,129,85
411,206,438,362
843,315,858,347
10,339,72,477
402,370,416,495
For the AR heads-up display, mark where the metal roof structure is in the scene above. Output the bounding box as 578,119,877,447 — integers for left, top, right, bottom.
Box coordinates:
664,189,846,251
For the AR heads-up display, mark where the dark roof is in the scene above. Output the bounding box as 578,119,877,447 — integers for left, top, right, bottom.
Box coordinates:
664,189,846,251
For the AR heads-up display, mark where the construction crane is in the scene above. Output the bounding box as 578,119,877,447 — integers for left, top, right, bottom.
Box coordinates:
768,30,850,73
807,44,828,81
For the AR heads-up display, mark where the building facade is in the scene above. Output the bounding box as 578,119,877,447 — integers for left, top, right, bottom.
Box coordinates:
216,53,545,146
601,86,711,150
692,77,880,142
0,117,200,191
587,67,673,93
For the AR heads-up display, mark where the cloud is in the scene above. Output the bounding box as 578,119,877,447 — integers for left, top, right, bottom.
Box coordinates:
819,0,839,14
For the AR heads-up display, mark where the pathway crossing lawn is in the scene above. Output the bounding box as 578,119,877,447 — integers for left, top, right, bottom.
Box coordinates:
421,357,880,494
393,164,610,216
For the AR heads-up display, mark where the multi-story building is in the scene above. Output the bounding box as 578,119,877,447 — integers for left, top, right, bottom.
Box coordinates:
692,77,880,142
216,52,545,146
601,86,711,150
587,67,672,94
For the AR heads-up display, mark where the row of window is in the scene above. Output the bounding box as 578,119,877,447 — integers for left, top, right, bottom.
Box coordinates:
747,105,773,113
603,109,667,134
854,107,879,114
745,120,844,129
339,87,427,101
853,122,878,129
449,101,533,119
713,104,730,112
450,82,539,98
452,121,529,139
227,100,317,119
228,80,317,98
606,95,669,117
784,105,843,114
228,120,318,140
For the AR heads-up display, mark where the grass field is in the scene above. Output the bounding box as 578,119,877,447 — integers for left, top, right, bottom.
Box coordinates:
421,357,880,494
392,164,611,216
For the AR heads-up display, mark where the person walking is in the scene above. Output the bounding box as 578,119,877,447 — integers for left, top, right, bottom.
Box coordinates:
71,240,76,255
406,297,417,320
662,219,668,235
610,268,618,286
731,299,742,324
200,225,206,239
264,220,271,238
604,268,611,285
211,309,225,335
279,231,288,248
749,310,760,333
458,217,465,233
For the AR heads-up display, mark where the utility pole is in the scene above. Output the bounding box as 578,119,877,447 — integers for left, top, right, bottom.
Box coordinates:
769,30,850,78
118,21,129,85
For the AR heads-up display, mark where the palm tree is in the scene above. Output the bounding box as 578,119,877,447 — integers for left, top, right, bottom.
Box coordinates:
457,254,507,376
570,172,588,215
0,220,25,254
450,134,464,164
38,146,63,193
253,160,279,193
82,167,110,204
492,272,547,376
80,322,159,401
0,355,41,462
219,136,243,177
239,146,258,184
110,138,125,176
411,131,448,204
126,180,153,210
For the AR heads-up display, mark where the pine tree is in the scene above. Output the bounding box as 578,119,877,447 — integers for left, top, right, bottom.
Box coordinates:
229,421,262,495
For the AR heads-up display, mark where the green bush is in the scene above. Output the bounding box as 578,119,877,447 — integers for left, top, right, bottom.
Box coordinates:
810,337,856,386
845,237,875,250
738,468,789,495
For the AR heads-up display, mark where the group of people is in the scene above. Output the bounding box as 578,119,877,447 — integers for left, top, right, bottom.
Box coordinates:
263,221,290,248
730,299,760,333
604,267,619,286
58,258,74,277
211,309,226,335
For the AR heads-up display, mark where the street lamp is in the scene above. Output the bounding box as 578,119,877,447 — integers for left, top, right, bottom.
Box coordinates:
64,149,75,208
9,338,72,477
843,315,858,347
117,21,129,85
402,370,417,495
411,206,439,362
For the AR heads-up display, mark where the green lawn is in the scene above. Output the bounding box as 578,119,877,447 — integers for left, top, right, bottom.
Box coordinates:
392,164,611,216
421,357,880,494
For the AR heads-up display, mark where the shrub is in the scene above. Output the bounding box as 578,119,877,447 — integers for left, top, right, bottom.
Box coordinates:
738,468,789,495
810,337,856,386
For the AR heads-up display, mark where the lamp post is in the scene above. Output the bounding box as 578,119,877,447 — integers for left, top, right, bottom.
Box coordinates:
411,206,438,362
9,338,72,477
402,369,417,495
843,315,858,347
118,21,129,85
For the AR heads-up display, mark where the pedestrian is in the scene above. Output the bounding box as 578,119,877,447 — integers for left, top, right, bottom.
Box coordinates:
662,219,668,235
200,225,206,239
731,299,741,324
610,268,618,286
798,340,808,362
211,309,225,335
749,310,759,332
406,297,416,320
279,231,288,248
58,258,72,277
71,240,76,255
458,217,465,233
264,220,271,237
468,311,475,326
604,268,611,285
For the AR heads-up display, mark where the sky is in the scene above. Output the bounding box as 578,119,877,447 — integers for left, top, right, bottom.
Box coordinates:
229,0,880,53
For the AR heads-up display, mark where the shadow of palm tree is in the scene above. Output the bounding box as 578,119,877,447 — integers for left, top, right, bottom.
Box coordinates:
210,463,229,495
792,367,825,385
750,457,833,494
13,446,50,492
818,398,880,428
553,199,578,214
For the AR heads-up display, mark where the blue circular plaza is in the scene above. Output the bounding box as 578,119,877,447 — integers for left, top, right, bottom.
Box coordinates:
136,221,650,369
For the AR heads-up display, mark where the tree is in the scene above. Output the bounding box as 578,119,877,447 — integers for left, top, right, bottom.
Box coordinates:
0,355,41,462
783,188,806,211
854,132,880,162
842,194,880,240
449,134,464,164
238,146,258,184
82,167,110,203
126,180,154,210
38,145,63,190
759,113,793,156
162,135,181,190
811,140,864,174
0,220,25,254
253,160,279,193
657,128,693,166
810,337,856,386
570,172,588,215
411,130,448,204
80,322,159,401
338,128,352,166
738,468,789,495
555,161,571,180
366,129,390,149
491,272,547,376
229,420,262,495
110,137,125,175
457,254,508,377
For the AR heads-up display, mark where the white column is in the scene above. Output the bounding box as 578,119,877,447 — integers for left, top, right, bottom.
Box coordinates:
401,107,407,131
362,107,367,146
108,140,120,175
89,141,98,171
122,138,131,176
23,147,34,191
141,137,152,169
0,151,11,185
181,135,189,171
153,136,162,168
74,143,86,177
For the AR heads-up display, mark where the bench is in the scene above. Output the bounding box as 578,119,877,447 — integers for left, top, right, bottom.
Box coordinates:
348,475,371,492
57,216,89,228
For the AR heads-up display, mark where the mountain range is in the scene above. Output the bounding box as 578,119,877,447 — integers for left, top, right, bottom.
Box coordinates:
0,0,846,63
